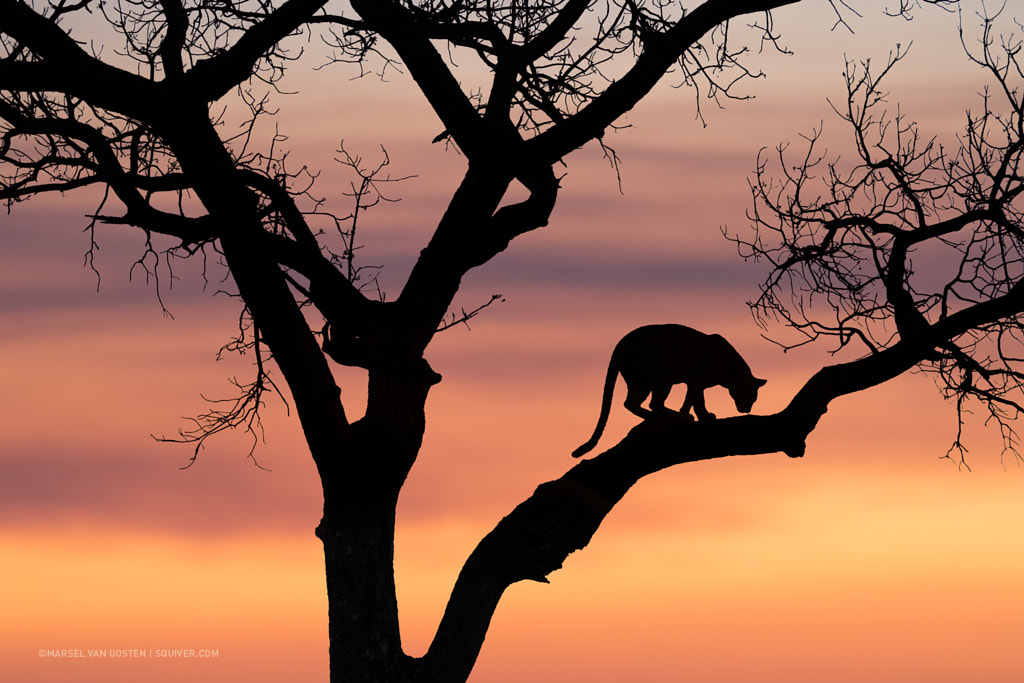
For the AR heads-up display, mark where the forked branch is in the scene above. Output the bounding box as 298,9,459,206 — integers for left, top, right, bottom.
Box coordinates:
733,18,1024,462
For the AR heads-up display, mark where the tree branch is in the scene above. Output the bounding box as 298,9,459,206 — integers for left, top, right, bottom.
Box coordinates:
418,328,923,681
0,0,161,118
420,253,1024,678
347,0,492,160
158,0,188,78
185,0,329,101
525,0,803,164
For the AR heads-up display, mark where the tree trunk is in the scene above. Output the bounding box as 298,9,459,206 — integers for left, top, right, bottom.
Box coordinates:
318,495,407,683
314,358,440,683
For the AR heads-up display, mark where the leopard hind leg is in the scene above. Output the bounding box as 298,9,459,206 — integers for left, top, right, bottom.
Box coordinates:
623,382,654,419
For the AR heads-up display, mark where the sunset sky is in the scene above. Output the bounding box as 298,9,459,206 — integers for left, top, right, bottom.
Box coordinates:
2,2,1023,682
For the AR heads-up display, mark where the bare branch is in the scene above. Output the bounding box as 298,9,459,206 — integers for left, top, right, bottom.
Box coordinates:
733,19,1024,460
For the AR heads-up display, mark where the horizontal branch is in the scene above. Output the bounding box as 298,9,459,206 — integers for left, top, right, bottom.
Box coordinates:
92,208,219,245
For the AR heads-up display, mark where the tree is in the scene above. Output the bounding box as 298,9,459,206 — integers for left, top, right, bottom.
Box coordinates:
5,1,1021,681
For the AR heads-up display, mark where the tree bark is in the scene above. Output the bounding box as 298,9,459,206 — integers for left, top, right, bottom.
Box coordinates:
317,492,407,683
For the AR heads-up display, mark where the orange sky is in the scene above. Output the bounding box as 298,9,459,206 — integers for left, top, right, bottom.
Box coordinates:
3,3,1023,682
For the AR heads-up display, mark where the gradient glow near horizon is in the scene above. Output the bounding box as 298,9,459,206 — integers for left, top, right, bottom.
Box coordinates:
2,4,1023,682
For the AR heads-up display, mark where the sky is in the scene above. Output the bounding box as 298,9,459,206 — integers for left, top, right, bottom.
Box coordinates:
2,2,1023,682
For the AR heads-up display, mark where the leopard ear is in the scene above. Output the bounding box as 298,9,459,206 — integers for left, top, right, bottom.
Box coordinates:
755,377,767,387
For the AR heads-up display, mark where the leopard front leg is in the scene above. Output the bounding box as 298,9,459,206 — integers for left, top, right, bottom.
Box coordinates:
681,384,716,421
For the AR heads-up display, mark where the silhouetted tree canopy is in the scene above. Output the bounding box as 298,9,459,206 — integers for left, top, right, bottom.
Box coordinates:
736,21,1024,464
7,2,1022,682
